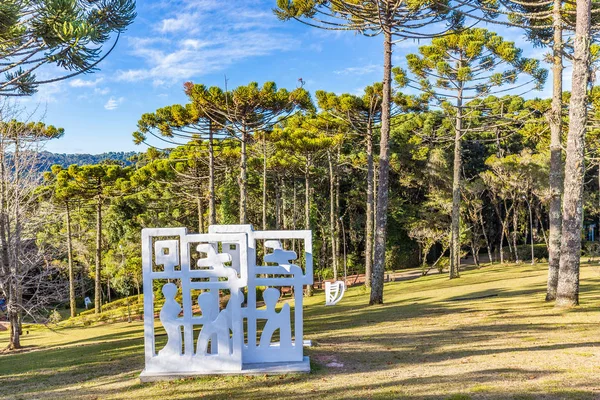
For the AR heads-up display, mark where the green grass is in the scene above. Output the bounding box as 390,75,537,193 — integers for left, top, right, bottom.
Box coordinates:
2,262,600,399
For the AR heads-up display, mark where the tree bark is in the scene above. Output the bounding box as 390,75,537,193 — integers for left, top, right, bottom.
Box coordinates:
0,146,17,349
370,29,392,305
365,121,375,287
547,0,564,300
305,158,313,296
292,179,297,253
197,194,204,233
276,176,283,229
335,158,341,281
263,139,268,230
556,0,591,307
328,151,338,280
66,202,76,318
450,86,463,279
208,124,216,226
479,208,493,264
512,201,520,263
239,129,248,224
94,193,102,314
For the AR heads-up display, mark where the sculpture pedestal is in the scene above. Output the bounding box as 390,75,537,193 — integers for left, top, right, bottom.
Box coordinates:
139,357,311,382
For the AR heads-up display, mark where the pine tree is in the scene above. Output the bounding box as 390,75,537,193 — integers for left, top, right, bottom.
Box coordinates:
0,0,135,96
406,28,547,278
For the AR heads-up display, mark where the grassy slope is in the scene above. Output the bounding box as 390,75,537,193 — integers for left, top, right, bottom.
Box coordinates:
2,262,600,400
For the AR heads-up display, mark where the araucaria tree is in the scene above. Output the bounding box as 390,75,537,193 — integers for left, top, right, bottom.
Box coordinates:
178,82,311,224
66,164,131,314
406,28,547,278
0,0,136,96
43,166,83,318
556,0,593,307
316,86,382,287
275,0,462,305
134,85,230,229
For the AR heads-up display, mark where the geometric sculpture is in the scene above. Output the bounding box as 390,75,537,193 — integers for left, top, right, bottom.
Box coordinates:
325,280,346,306
140,225,313,381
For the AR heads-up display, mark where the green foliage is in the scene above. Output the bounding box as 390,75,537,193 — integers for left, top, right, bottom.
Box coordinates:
0,0,136,96
513,244,548,262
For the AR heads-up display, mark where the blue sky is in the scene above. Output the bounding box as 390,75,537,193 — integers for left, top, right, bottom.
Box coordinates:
20,0,555,155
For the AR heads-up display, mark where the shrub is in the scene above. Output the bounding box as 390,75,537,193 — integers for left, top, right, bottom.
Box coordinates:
48,309,62,324
514,244,548,262
436,257,449,274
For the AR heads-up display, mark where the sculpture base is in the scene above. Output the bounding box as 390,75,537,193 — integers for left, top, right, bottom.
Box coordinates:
139,357,311,382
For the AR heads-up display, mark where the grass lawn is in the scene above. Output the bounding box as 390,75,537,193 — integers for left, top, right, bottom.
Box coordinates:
2,262,600,399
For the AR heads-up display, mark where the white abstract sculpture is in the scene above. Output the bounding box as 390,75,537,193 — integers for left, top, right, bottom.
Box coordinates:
140,225,313,380
325,281,346,306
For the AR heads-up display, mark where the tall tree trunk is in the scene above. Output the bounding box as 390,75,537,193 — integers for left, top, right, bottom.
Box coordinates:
335,154,341,280
263,139,268,230
537,212,550,248
8,302,19,349
479,208,493,264
504,200,513,257
305,159,313,296
197,195,204,233
0,146,17,349
365,122,375,287
556,0,591,307
239,129,248,224
370,29,392,305
493,200,506,264
450,87,463,279
292,179,297,252
547,0,564,300
328,151,338,280
208,125,216,226
373,159,378,256
94,193,102,314
66,202,76,318
276,176,283,229
512,202,520,263
107,277,111,303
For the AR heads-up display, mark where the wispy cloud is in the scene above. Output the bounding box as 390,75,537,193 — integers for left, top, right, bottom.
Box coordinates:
116,1,298,85
334,64,380,76
94,87,110,95
69,77,104,88
104,96,125,110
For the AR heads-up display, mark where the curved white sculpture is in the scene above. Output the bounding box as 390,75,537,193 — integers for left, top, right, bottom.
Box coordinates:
325,280,346,306
140,225,313,381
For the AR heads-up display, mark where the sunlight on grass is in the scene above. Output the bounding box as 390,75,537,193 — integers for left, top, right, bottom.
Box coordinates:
2,262,600,399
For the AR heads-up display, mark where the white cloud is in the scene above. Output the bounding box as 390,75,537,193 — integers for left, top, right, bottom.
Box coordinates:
334,64,380,76
104,96,125,110
94,87,110,95
117,1,298,84
69,77,104,88
158,13,198,34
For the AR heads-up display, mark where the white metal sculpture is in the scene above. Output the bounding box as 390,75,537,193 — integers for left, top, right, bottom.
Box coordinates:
140,225,312,380
325,281,346,306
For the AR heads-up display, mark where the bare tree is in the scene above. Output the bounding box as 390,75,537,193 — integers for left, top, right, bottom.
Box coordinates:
0,101,68,350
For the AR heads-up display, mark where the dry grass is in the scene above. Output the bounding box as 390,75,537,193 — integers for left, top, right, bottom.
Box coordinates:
2,262,600,399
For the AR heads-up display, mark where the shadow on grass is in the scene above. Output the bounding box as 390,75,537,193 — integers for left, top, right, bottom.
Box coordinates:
2,264,600,399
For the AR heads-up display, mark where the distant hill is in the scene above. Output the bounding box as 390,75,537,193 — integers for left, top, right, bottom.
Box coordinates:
37,151,138,171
